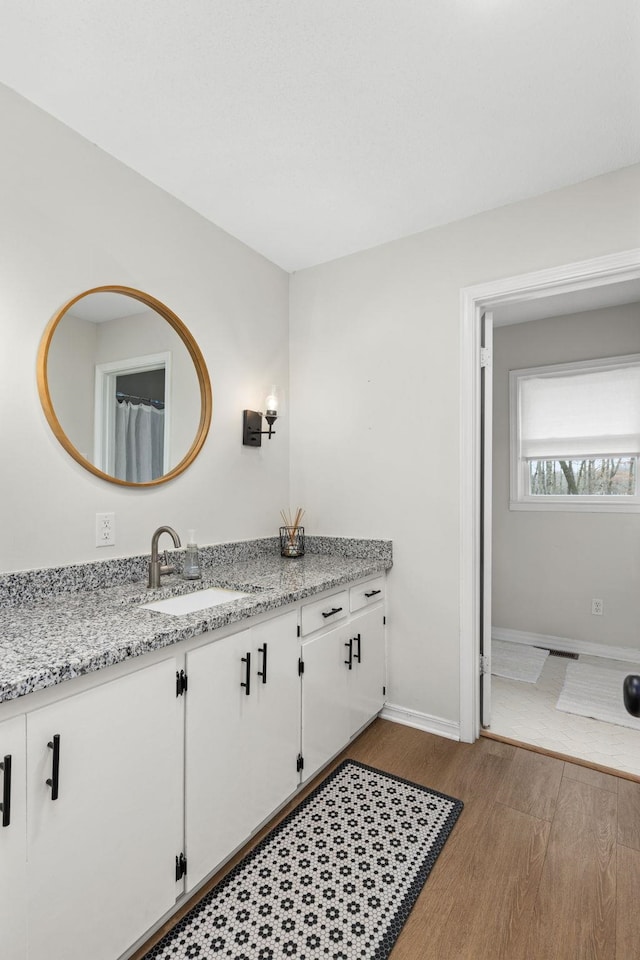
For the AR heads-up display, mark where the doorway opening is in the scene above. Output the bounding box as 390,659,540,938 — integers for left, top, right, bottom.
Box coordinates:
460,248,640,777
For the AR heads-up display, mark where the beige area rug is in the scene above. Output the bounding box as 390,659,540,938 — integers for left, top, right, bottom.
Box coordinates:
557,660,640,731
491,640,550,683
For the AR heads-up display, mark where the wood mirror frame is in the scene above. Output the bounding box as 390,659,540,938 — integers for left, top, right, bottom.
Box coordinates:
37,285,213,487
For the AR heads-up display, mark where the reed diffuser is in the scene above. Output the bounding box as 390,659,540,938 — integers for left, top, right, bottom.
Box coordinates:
280,507,305,558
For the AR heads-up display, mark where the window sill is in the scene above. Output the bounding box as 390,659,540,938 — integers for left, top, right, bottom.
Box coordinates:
509,499,640,513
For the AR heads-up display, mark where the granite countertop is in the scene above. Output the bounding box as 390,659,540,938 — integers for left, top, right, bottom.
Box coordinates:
0,545,391,704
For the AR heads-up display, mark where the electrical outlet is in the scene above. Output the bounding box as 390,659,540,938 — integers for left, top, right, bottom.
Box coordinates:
591,598,603,616
96,512,115,547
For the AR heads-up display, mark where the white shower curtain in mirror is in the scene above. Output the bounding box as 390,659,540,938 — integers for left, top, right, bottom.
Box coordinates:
114,401,165,482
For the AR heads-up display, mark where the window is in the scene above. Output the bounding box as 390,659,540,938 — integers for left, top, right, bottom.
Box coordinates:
509,354,640,511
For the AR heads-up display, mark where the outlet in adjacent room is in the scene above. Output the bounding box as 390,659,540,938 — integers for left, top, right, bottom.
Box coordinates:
96,512,115,547
591,598,603,616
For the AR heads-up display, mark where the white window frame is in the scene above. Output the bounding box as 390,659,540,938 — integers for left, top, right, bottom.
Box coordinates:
509,353,640,513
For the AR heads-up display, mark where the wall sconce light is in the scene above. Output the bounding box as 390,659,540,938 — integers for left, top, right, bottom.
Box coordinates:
243,386,279,446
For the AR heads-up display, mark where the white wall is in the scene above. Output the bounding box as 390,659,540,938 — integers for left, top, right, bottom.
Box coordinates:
47,311,97,460
492,303,640,650
0,84,290,572
289,163,640,730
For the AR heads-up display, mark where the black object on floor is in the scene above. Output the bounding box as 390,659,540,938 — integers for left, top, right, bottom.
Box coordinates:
142,759,463,959
624,674,640,717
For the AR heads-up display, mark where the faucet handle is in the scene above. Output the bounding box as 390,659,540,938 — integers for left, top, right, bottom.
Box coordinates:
160,549,175,576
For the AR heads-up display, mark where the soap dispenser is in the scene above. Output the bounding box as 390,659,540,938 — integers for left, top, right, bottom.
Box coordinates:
182,530,202,580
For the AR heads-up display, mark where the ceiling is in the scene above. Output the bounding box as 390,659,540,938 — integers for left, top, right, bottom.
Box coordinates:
68,293,150,323
1,1,639,272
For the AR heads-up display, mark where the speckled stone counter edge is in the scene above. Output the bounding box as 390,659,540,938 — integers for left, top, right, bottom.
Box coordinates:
0,536,392,608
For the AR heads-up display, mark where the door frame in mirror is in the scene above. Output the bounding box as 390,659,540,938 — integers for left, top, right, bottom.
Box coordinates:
37,285,213,487
94,351,172,476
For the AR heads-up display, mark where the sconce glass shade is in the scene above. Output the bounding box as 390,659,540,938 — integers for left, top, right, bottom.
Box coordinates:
265,385,279,416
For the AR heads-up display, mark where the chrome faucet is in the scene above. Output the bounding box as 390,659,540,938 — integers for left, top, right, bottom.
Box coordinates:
148,526,182,589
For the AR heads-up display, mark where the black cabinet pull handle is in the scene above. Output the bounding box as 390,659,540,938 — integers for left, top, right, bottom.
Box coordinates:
175,852,187,881
364,589,382,598
257,643,268,684
344,638,353,670
322,606,343,619
46,734,60,800
0,754,11,827
354,633,362,664
241,652,251,696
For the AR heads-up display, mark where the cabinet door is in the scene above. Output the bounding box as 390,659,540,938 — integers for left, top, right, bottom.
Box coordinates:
348,607,386,737
185,612,300,890
250,612,300,822
185,626,260,888
26,659,181,960
300,623,351,782
0,715,27,960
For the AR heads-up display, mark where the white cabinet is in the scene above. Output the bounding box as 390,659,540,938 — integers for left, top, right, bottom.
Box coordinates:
349,576,385,613
185,610,300,889
0,715,27,960
300,620,351,782
25,659,181,960
300,590,349,635
347,607,385,737
0,571,386,960
300,581,386,782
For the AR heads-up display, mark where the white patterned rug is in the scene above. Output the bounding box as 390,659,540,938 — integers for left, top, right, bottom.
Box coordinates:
142,760,463,960
557,661,640,731
491,640,550,684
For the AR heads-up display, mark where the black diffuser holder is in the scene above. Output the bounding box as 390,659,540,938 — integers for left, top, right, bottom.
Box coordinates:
280,526,305,558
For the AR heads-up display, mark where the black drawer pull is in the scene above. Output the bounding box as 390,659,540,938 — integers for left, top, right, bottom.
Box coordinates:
46,734,61,800
241,652,251,696
354,633,362,664
0,754,11,827
322,606,343,619
257,643,268,684
364,589,382,598
345,638,353,670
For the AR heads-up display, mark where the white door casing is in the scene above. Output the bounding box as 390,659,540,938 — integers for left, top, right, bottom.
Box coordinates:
480,311,493,728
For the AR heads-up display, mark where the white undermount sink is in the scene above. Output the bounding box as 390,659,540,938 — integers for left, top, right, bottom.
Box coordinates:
142,586,251,617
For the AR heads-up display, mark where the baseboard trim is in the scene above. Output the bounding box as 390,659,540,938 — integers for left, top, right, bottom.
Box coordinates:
380,703,460,741
492,627,640,666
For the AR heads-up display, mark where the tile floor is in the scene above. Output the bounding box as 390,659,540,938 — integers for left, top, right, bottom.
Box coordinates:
489,651,640,777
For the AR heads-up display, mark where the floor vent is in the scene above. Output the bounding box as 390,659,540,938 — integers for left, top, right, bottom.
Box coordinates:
536,647,579,659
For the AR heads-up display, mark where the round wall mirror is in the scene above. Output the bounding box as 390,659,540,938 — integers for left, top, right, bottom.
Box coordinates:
37,285,212,486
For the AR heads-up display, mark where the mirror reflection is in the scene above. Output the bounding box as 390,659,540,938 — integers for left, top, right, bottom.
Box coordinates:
39,288,212,486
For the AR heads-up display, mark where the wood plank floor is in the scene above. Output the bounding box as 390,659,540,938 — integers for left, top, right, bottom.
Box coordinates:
133,719,640,960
